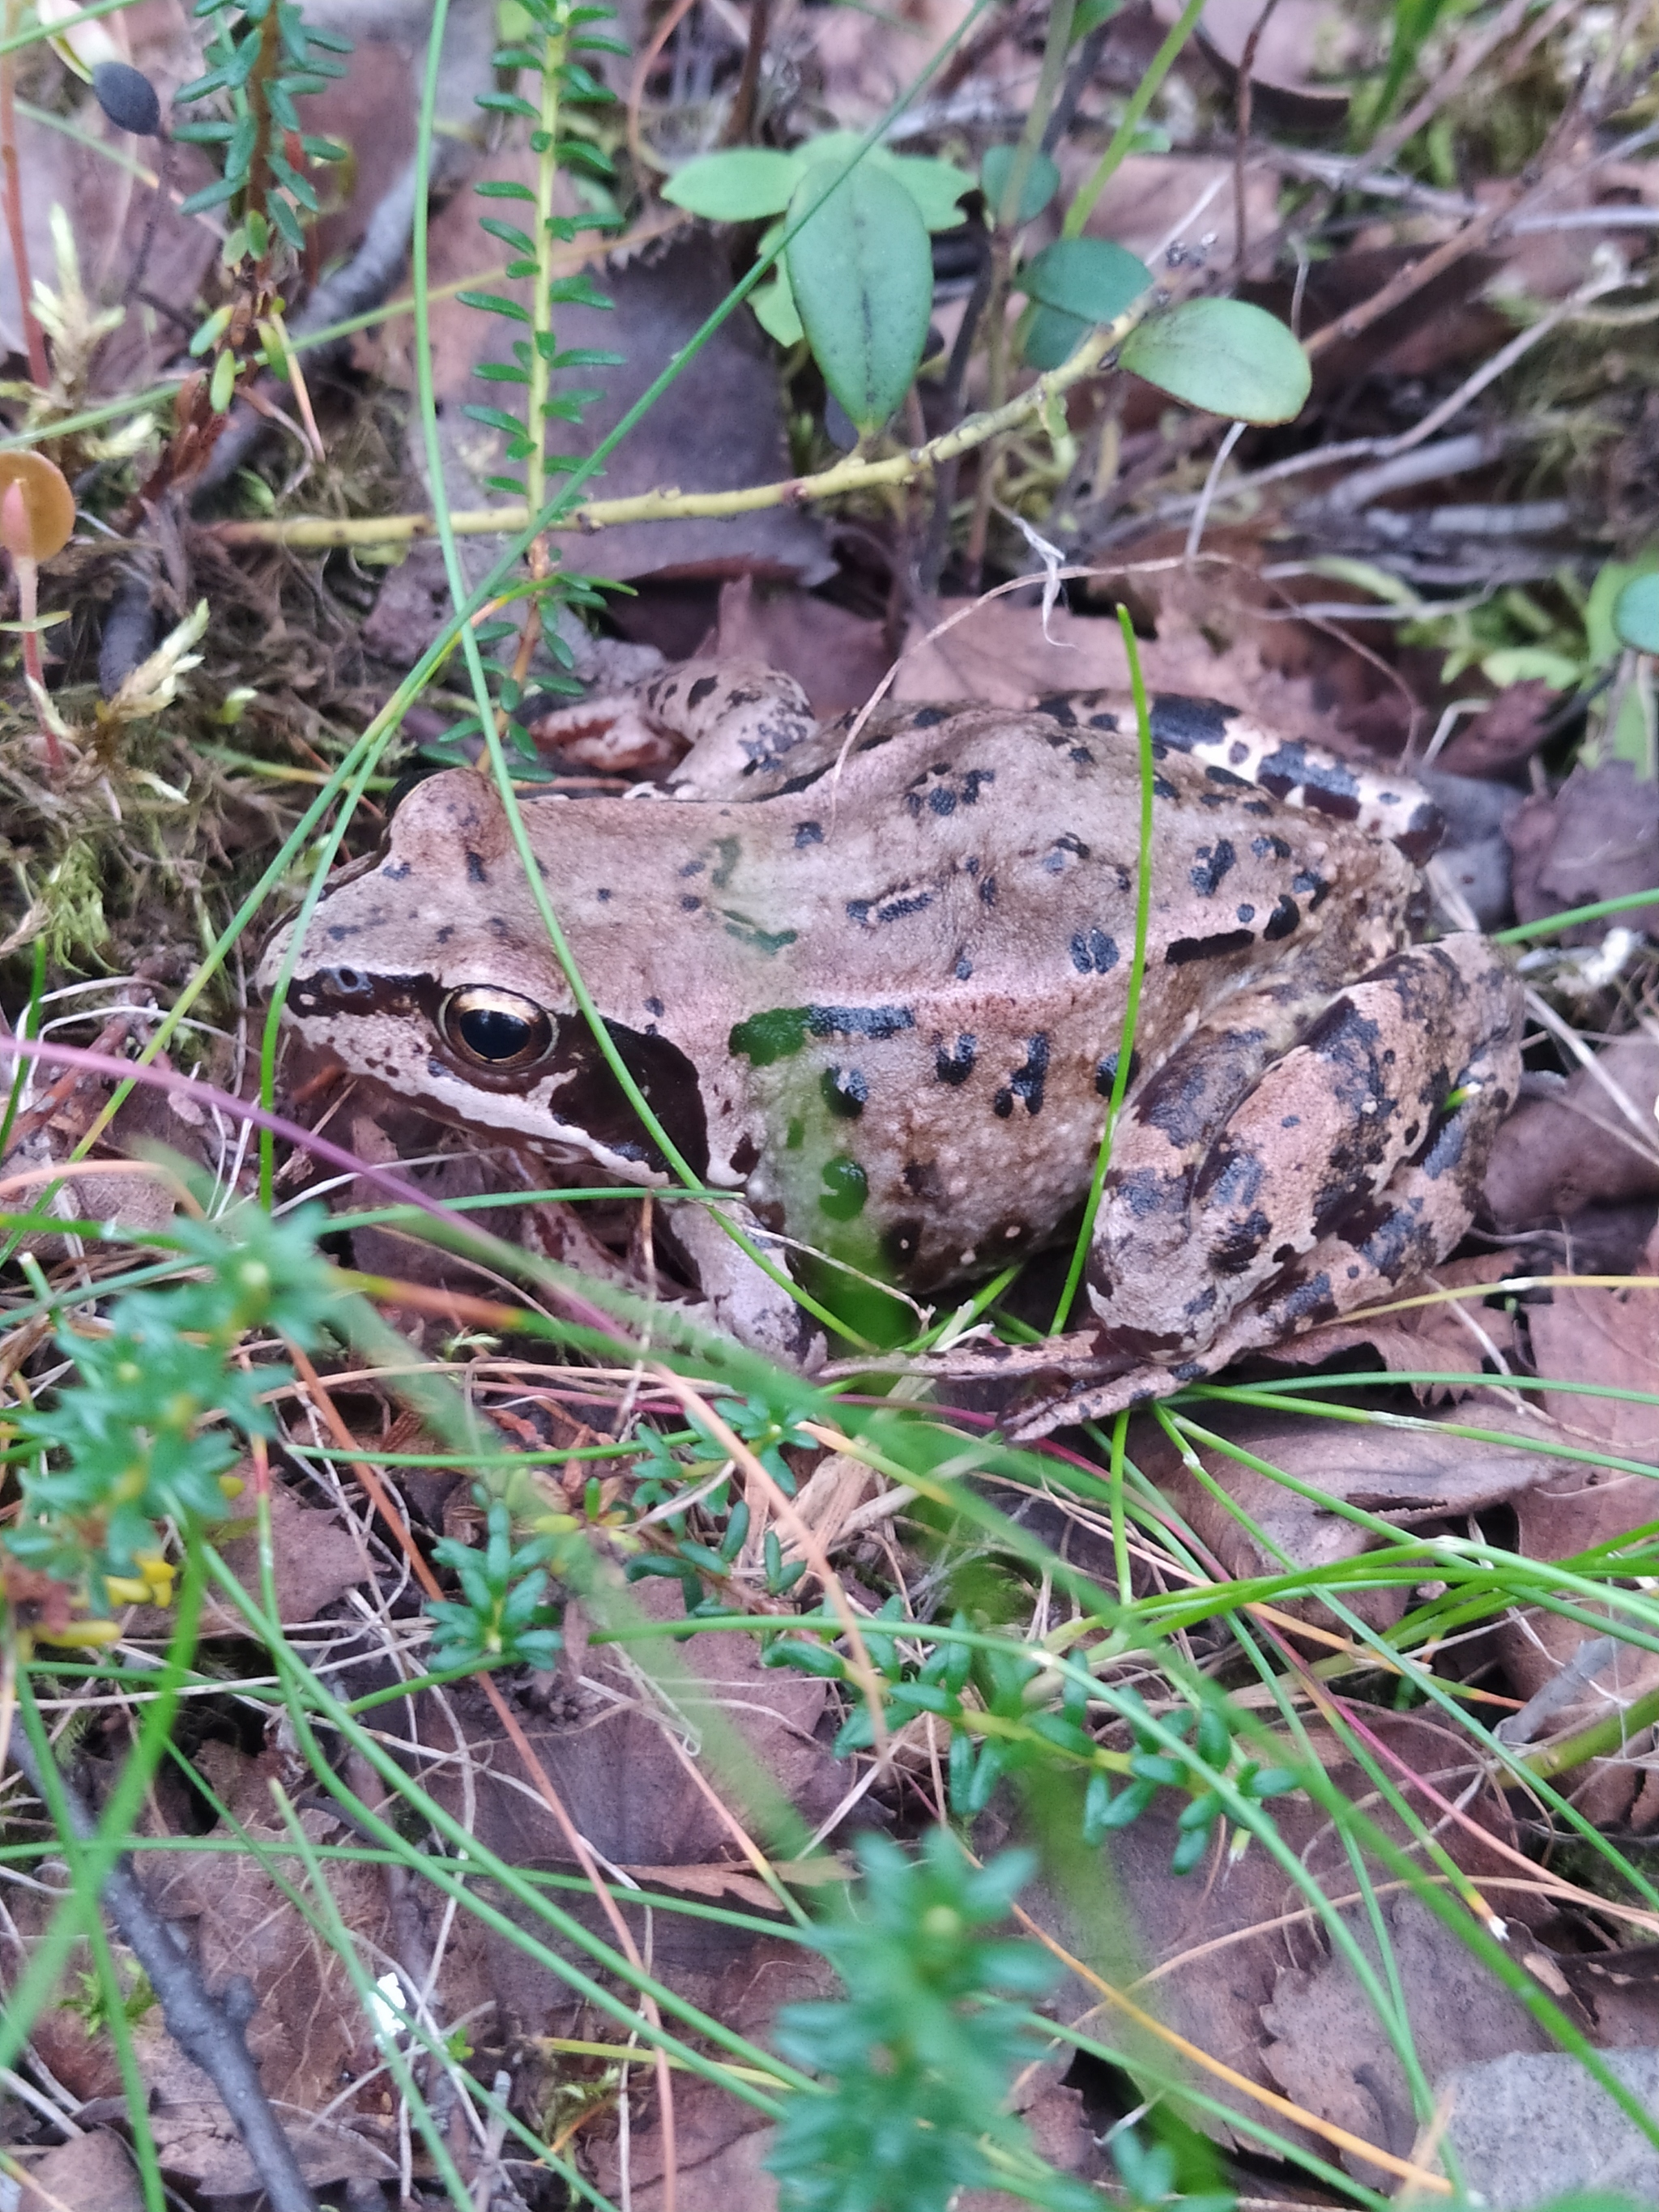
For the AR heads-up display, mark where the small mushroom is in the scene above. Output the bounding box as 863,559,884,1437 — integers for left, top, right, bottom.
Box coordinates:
0,450,76,769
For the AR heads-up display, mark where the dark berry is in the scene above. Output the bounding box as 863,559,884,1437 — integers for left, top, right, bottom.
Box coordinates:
92,62,162,139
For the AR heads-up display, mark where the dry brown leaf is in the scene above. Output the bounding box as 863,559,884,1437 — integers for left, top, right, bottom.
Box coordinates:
1507,763,1659,944
1437,680,1559,777
956,2055,1107,2210
895,595,1337,739
1133,1398,1573,1631
1011,1711,1526,2159
448,1598,841,1874
1054,150,1281,270
1490,1281,1659,1822
15,2129,143,2212
612,1859,849,1911
581,1937,838,2212
143,1741,395,2134
804,0,976,133
708,577,891,719
1260,1893,1559,2191
1278,1252,1520,1401
1530,1281,1659,1461
390,204,830,585
1485,1034,1659,1229
123,1477,369,1637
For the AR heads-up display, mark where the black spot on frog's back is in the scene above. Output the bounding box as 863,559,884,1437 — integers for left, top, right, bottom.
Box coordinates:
1262,894,1299,940
822,1066,868,1119
1070,928,1119,974
1189,839,1237,897
934,1034,977,1085
1148,696,1233,750
992,1034,1050,1119
1165,927,1256,965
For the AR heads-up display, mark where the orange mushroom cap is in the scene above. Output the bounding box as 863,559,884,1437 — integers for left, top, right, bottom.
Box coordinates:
0,451,76,563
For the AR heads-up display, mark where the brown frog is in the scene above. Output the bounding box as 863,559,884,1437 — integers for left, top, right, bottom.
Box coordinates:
260,661,1522,1423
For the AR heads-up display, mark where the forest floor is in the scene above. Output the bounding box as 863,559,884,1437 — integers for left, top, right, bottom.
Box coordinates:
5,2,1659,2210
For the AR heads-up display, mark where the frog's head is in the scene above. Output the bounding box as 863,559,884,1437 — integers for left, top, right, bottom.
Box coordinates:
257,768,709,1182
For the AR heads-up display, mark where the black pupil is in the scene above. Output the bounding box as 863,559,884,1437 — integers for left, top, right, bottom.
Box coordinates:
458,1005,534,1061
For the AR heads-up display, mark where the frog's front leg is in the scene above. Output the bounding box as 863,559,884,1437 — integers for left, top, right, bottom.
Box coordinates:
1086,935,1522,1367
657,1196,828,1370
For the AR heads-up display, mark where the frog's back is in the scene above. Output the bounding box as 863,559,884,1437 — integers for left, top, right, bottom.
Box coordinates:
568,697,1422,1291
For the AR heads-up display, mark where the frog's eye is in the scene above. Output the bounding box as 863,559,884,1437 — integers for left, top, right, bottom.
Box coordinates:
438,987,554,1072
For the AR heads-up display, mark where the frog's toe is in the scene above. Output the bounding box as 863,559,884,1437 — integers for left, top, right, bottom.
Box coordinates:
1003,1357,1194,1442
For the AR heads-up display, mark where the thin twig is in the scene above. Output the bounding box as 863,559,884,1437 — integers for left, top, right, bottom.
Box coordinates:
1183,416,1245,563
1231,0,1281,275
0,0,46,386
719,0,770,145
6,1726,319,2212
208,299,1147,549
627,0,702,177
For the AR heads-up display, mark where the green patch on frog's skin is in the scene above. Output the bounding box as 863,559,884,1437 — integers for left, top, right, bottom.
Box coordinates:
730,1003,918,1068
731,1007,812,1065
720,912,800,957
818,1155,868,1221
753,1060,885,1276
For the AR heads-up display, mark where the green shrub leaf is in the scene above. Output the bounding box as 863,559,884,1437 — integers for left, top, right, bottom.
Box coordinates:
663,147,801,220
1022,237,1151,320
804,132,974,230
981,144,1061,224
1614,571,1659,654
786,160,933,436
1022,303,1090,371
1120,296,1311,424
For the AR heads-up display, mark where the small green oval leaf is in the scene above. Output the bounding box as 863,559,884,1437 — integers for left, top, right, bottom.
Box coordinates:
1022,301,1090,371
1480,647,1581,689
751,269,803,347
982,144,1060,225
786,160,932,436
800,131,975,231
1120,297,1311,424
1021,237,1150,323
662,146,800,220
1614,571,1659,655
887,152,975,231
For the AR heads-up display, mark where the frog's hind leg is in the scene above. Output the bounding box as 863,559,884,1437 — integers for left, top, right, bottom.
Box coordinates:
1085,934,1522,1368
1192,957,1521,1364
528,662,819,788
648,661,817,786
1013,937,1521,1442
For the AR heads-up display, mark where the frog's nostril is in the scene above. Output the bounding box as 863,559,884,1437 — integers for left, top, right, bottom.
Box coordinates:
331,965,369,995
439,986,555,1073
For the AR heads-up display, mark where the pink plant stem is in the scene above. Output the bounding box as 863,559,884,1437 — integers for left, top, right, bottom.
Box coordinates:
0,8,48,388
14,553,59,769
